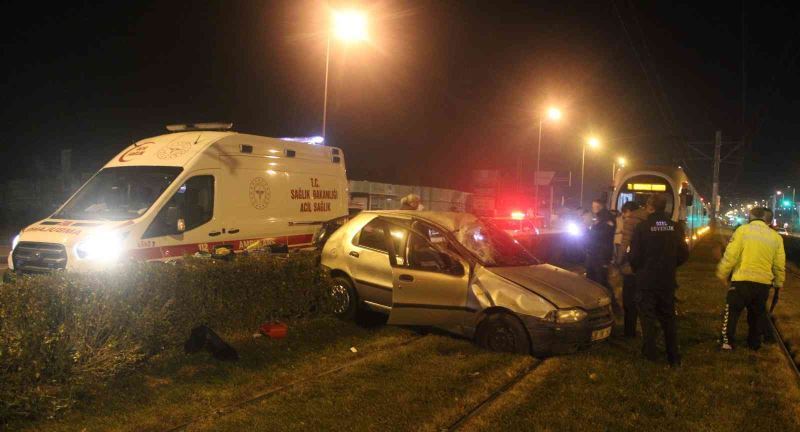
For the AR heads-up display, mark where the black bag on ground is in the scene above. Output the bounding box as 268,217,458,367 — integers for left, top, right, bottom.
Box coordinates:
184,325,239,361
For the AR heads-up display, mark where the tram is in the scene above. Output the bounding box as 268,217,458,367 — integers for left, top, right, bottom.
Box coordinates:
610,165,710,247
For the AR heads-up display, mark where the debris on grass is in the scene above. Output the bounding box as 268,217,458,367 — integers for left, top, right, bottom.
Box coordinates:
259,322,288,339
350,347,358,353
184,325,239,361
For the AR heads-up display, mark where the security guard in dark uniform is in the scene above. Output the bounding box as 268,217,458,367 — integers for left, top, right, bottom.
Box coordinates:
629,193,689,366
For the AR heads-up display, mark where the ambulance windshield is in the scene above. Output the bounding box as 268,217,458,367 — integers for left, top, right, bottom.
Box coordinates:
54,166,183,221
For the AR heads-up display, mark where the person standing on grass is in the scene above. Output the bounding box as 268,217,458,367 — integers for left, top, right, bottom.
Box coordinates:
629,194,689,366
586,199,617,305
716,206,785,351
614,200,650,337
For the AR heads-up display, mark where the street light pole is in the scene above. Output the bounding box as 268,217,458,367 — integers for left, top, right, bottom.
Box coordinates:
580,137,600,209
580,143,586,208
532,107,561,219
533,118,543,217
322,10,367,138
322,34,331,138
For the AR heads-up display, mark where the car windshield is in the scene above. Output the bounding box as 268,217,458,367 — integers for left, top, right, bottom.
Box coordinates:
454,220,540,267
54,166,183,221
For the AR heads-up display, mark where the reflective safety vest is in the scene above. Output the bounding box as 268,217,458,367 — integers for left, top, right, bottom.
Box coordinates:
716,220,785,287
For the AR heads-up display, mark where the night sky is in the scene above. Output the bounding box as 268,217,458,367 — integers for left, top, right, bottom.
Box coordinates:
2,0,799,204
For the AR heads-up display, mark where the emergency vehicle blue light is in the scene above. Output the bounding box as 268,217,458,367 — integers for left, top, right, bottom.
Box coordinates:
280,136,325,145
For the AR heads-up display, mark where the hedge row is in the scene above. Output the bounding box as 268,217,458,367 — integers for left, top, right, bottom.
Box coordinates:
0,253,333,423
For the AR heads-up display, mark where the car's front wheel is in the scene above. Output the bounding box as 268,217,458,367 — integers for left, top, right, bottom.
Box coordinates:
330,276,359,320
476,312,531,355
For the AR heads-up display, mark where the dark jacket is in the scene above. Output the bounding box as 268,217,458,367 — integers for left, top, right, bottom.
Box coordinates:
614,207,650,275
628,212,689,290
586,208,616,265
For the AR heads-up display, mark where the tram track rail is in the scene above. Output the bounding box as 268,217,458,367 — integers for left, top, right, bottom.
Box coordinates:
774,258,800,385
162,334,427,432
442,358,545,431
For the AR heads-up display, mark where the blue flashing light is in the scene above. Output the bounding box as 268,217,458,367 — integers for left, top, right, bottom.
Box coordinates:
280,136,325,145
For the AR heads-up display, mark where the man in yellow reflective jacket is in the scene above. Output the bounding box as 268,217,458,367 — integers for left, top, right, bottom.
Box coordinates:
716,206,785,350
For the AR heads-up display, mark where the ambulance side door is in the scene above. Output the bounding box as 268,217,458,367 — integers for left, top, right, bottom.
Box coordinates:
141,170,219,256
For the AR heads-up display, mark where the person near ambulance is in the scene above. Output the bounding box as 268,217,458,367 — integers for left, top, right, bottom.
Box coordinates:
716,206,785,351
614,200,649,337
629,193,689,366
586,199,617,307
400,194,423,210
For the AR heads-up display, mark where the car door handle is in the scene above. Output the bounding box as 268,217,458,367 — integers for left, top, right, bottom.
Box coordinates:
208,231,221,237
349,251,360,258
399,274,414,282
228,229,240,234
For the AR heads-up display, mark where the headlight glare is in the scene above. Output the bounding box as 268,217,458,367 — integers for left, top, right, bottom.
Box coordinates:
74,232,124,261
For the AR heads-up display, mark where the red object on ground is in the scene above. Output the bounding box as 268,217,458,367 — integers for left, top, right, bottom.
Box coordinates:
259,322,288,339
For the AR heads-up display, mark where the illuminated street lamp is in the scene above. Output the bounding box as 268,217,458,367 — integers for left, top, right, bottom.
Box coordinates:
612,156,626,184
322,10,369,138
333,10,368,42
532,106,562,218
547,107,562,121
580,137,601,208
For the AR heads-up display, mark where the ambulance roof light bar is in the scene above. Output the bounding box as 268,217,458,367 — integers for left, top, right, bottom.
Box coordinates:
280,136,325,145
166,122,234,132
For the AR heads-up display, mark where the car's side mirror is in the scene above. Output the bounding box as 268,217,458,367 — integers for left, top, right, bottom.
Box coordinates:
165,206,182,232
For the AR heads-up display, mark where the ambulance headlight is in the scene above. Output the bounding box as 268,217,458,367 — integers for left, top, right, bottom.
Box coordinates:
12,234,20,251
546,308,588,323
75,233,124,261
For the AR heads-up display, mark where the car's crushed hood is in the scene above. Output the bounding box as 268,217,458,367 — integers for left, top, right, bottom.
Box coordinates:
489,264,610,309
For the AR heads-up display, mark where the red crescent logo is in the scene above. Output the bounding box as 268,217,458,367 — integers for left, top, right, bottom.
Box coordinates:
118,142,153,162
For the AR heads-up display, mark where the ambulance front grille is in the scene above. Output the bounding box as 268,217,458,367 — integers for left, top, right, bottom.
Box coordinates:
12,242,68,273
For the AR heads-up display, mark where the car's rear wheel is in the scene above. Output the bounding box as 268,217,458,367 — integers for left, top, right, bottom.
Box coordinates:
476,312,531,354
331,276,359,320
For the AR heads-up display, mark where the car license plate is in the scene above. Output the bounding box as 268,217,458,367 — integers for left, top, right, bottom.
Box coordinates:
591,327,612,341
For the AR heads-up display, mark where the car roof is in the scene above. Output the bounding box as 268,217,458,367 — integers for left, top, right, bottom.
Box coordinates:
362,210,480,232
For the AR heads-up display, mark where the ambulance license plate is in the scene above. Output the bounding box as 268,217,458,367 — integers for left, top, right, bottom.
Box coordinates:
591,327,612,341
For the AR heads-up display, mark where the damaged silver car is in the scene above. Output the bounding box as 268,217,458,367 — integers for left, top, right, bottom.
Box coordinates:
320,211,613,355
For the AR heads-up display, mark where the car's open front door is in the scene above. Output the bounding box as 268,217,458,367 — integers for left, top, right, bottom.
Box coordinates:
377,217,472,327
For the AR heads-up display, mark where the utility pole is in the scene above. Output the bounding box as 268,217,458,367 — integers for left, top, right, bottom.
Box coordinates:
711,130,721,225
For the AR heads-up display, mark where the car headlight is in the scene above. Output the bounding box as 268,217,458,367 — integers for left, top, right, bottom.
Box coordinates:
546,308,588,324
74,232,124,261
566,222,582,236
11,234,20,250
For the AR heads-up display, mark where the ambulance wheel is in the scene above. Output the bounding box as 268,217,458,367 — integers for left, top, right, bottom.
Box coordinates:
331,276,359,320
476,312,531,355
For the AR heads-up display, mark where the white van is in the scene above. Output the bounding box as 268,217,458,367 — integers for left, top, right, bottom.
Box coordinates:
8,123,348,273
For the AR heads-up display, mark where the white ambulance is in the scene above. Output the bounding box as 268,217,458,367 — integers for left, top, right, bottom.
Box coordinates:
8,123,348,273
